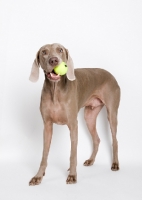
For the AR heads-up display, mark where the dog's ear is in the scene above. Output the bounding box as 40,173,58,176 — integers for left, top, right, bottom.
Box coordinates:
29,51,40,82
65,49,76,81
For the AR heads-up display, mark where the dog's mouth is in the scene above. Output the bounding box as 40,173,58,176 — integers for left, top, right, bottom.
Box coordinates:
44,70,61,81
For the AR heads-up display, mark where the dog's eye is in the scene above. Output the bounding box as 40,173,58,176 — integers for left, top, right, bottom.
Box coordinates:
59,48,63,53
42,50,48,55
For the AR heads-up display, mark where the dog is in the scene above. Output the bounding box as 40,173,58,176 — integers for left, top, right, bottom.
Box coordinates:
29,43,120,185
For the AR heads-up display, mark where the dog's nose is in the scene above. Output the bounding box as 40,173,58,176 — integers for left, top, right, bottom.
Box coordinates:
49,57,59,66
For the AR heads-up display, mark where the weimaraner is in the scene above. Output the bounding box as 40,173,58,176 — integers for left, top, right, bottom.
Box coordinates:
29,43,120,185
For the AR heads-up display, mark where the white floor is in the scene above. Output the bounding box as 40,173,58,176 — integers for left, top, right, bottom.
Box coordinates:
1,161,142,200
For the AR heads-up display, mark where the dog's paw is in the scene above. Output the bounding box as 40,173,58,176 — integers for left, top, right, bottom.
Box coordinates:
83,159,94,166
66,175,77,184
29,176,42,186
111,162,119,171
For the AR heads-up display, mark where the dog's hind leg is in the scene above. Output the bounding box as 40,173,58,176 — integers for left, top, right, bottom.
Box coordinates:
105,87,120,171
106,107,119,171
84,105,103,166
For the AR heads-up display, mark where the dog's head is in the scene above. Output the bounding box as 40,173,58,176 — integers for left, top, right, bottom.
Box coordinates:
29,43,75,82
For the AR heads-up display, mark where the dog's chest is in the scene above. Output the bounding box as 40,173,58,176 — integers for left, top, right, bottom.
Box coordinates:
50,103,68,125
41,100,68,125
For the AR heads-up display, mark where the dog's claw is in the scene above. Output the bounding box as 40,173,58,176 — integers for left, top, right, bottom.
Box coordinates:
29,177,42,186
66,175,77,184
111,163,119,171
83,159,94,166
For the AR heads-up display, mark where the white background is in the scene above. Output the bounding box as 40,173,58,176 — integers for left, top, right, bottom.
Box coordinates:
0,0,142,199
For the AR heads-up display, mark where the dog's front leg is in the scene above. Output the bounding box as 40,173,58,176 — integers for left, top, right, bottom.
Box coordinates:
66,120,78,184
29,121,53,186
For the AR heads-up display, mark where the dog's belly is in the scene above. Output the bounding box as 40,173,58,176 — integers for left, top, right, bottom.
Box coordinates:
84,96,104,108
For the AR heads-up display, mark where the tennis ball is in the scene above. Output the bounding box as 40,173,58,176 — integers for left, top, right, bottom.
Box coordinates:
54,62,68,75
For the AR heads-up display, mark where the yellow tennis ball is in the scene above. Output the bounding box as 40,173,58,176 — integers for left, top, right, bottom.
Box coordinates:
54,62,68,75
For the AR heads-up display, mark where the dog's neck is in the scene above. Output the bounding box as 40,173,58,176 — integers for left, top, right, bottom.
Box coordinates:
44,75,69,103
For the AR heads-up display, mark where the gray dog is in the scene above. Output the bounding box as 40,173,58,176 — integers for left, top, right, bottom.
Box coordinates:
29,43,120,185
